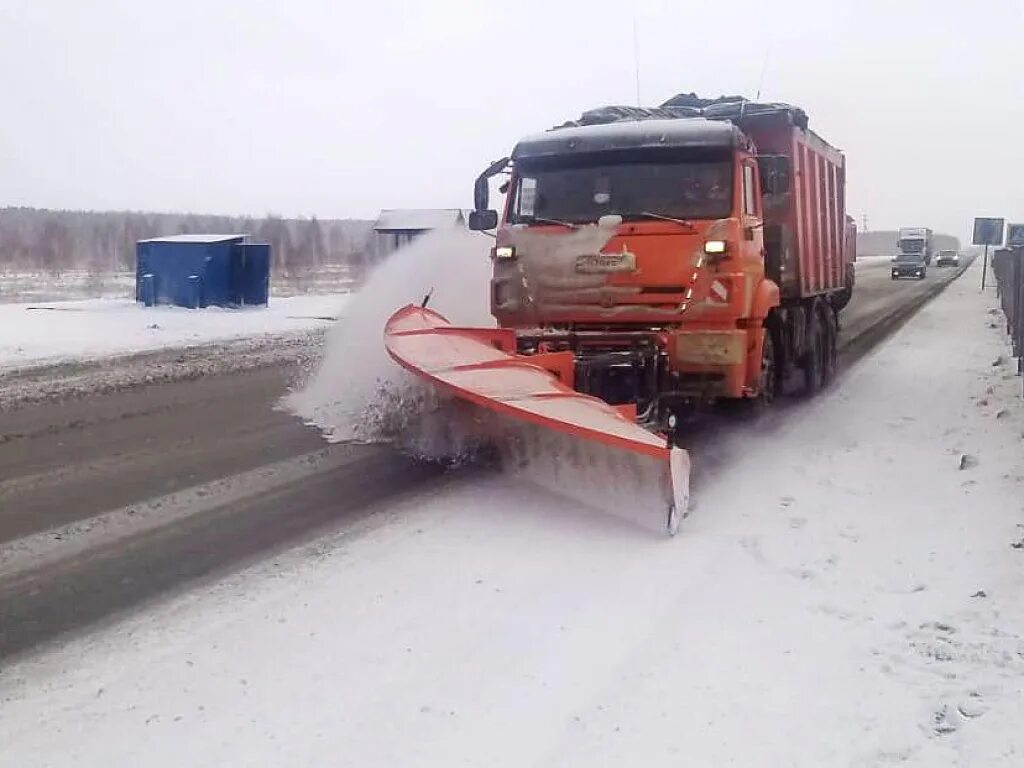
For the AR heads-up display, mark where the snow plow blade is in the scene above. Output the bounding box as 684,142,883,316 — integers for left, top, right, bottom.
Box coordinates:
384,304,690,536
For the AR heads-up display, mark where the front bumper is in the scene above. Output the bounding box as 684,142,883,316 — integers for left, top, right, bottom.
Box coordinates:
892,266,925,278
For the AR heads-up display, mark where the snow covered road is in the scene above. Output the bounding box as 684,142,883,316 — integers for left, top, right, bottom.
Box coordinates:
2,264,1021,765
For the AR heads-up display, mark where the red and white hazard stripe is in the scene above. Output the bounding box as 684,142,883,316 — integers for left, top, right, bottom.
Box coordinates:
709,279,729,304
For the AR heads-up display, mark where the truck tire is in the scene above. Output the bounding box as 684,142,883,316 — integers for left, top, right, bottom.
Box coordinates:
750,324,779,414
802,307,824,396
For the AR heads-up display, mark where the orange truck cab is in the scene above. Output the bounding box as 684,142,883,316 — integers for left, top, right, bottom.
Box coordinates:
468,96,852,435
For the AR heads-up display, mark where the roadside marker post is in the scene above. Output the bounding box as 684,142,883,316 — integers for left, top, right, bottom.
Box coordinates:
973,217,1005,290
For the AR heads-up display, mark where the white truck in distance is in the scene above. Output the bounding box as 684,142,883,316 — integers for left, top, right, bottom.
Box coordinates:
897,227,933,265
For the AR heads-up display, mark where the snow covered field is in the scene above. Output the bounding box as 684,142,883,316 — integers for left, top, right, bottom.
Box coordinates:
0,266,360,304
0,295,348,371
0,269,136,303
2,259,1023,766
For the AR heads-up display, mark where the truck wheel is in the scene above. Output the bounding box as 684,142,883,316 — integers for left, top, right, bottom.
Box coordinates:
802,309,824,396
753,326,778,412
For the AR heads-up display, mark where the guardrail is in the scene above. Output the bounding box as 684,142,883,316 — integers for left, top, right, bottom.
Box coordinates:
991,246,1024,392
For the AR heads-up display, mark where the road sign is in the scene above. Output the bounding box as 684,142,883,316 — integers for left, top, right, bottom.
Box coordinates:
1007,223,1024,247
973,217,1005,246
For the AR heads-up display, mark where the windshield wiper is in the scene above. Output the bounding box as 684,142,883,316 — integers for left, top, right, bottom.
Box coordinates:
636,211,696,229
522,216,578,230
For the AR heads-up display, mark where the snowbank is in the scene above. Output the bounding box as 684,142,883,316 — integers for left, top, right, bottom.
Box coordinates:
0,295,348,371
2,260,1023,766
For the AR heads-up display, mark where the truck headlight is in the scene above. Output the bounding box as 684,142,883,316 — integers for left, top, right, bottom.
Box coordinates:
704,240,727,255
494,245,516,259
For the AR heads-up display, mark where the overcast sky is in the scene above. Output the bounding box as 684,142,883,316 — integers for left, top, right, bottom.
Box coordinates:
2,0,1022,240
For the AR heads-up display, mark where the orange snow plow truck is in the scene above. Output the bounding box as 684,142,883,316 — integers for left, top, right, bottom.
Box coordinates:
385,94,856,535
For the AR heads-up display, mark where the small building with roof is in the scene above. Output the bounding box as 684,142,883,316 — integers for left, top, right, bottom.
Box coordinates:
373,209,466,258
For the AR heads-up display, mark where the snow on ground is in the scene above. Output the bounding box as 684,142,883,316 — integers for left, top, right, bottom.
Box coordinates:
0,269,136,303
0,266,360,304
2,259,1024,766
0,294,348,371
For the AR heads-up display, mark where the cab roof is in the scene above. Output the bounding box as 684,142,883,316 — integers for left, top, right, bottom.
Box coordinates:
511,118,742,162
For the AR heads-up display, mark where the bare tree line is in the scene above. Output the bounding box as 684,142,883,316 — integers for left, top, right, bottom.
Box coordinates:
2,210,967,276
0,207,375,276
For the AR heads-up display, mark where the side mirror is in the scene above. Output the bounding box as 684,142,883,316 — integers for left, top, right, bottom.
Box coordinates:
473,156,511,211
468,209,498,231
473,175,490,212
470,156,510,232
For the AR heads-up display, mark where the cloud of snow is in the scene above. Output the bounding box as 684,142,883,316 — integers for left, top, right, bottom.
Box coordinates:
283,227,493,451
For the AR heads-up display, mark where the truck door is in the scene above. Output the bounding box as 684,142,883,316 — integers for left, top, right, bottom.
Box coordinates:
742,160,761,221
741,159,764,268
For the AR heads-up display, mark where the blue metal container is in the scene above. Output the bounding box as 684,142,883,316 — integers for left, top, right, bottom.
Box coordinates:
236,243,271,305
135,234,271,309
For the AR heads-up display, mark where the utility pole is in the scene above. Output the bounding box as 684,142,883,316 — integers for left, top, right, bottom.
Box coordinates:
861,213,868,233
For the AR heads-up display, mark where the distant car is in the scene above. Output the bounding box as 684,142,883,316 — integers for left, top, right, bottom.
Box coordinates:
892,253,927,280
936,250,960,267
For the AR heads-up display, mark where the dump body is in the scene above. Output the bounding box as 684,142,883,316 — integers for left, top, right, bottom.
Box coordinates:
735,110,849,300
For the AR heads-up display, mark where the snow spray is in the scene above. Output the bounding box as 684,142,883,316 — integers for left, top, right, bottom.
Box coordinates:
284,227,493,456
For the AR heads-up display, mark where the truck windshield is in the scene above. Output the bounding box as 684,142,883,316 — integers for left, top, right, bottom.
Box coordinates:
508,158,733,225
899,238,925,253
896,252,922,262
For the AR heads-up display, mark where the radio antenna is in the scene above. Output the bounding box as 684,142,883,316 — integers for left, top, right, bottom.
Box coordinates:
754,43,771,101
631,4,642,107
